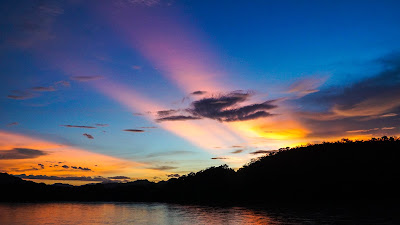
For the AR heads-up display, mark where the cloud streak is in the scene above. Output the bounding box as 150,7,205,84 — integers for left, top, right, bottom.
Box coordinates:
61,125,96,129
123,129,145,133
0,148,47,160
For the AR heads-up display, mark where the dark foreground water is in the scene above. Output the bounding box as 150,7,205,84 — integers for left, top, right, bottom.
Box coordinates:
0,202,398,225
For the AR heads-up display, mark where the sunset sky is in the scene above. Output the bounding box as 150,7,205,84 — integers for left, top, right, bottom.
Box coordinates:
1,0,400,185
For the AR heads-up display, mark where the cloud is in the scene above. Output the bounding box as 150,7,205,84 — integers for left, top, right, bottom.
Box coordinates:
123,129,145,133
55,80,71,87
31,86,56,92
382,127,396,130
231,149,244,154
0,148,47,160
132,65,141,70
38,164,44,169
83,133,94,139
191,91,207,95
346,128,379,133
157,109,178,117
167,174,181,178
294,52,400,138
61,125,96,129
211,157,227,160
71,76,104,82
288,76,326,97
7,91,36,100
157,91,277,122
123,0,161,7
7,122,19,127
14,174,111,182
108,176,130,180
249,150,273,155
62,165,69,169
148,166,177,171
156,115,202,122
95,124,109,127
139,126,157,129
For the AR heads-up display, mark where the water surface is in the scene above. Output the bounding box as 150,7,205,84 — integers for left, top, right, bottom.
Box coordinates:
0,202,398,225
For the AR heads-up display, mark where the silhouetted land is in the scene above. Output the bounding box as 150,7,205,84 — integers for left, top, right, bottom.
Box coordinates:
1,137,400,205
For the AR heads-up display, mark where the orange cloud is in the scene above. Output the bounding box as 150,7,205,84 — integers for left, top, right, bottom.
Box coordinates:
0,130,168,184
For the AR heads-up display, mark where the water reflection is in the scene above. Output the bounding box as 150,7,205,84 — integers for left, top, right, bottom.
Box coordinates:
0,203,398,225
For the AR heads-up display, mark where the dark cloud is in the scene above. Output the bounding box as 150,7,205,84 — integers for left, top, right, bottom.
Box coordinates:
7,91,36,100
65,165,92,171
133,112,144,116
157,109,178,117
31,86,55,92
71,76,104,82
191,91,207,95
0,148,47,160
167,174,181,178
15,174,111,182
211,157,227,160
38,164,44,169
83,133,94,139
231,149,244,154
61,125,96,129
7,122,19,126
250,150,275,155
108,176,130,180
148,166,177,171
123,129,145,133
156,115,202,122
157,91,277,122
95,124,109,127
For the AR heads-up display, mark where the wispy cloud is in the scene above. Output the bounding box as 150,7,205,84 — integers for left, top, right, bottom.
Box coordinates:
7,122,19,127
191,91,207,95
231,149,244,154
0,148,47,160
7,91,36,100
211,157,227,160
95,124,109,127
148,165,177,171
31,86,56,92
61,125,96,129
15,174,111,182
71,76,104,82
249,150,275,155
156,115,201,122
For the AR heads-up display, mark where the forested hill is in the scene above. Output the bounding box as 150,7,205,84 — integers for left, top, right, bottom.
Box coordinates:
1,137,400,204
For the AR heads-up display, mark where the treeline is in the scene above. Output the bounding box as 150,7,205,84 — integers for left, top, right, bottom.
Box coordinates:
1,137,400,204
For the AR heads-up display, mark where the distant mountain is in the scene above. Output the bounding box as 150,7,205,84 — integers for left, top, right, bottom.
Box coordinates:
1,137,400,204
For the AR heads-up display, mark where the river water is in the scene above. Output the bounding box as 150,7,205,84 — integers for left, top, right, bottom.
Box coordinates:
0,202,398,224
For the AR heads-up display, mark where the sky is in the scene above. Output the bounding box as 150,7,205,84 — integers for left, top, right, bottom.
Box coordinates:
1,0,400,185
